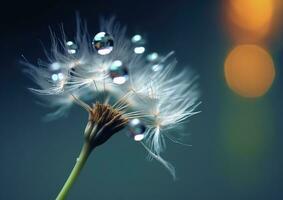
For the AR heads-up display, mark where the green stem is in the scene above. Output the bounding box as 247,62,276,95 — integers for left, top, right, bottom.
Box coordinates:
56,142,92,200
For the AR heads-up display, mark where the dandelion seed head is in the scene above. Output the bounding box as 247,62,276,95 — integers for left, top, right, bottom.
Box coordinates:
24,16,201,179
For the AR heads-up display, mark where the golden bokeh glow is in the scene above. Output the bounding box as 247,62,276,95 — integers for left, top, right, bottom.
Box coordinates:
225,45,275,97
228,0,274,31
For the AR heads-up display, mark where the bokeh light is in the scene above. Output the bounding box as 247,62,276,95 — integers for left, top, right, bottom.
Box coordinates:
223,0,278,41
224,45,275,97
228,0,274,31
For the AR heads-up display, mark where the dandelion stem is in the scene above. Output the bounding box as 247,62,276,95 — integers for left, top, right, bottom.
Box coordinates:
56,142,92,200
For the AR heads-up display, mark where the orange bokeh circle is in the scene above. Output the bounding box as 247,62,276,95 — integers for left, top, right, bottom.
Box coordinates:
224,45,275,97
228,0,274,32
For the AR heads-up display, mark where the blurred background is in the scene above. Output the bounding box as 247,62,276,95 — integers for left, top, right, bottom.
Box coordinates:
0,0,282,199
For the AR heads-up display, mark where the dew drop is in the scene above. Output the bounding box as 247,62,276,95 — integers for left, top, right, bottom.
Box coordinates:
49,62,65,83
109,60,128,85
146,52,164,72
66,41,78,55
92,32,114,55
128,118,146,141
131,34,146,54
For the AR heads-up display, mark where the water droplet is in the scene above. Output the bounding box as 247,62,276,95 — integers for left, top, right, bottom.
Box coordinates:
92,32,114,55
146,53,164,72
128,118,146,141
49,62,65,82
109,60,128,85
146,52,159,62
131,34,146,54
51,73,65,83
66,41,78,55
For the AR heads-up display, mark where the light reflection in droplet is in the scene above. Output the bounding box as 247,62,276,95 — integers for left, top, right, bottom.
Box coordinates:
131,34,142,43
51,74,59,82
134,46,145,54
146,52,159,62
